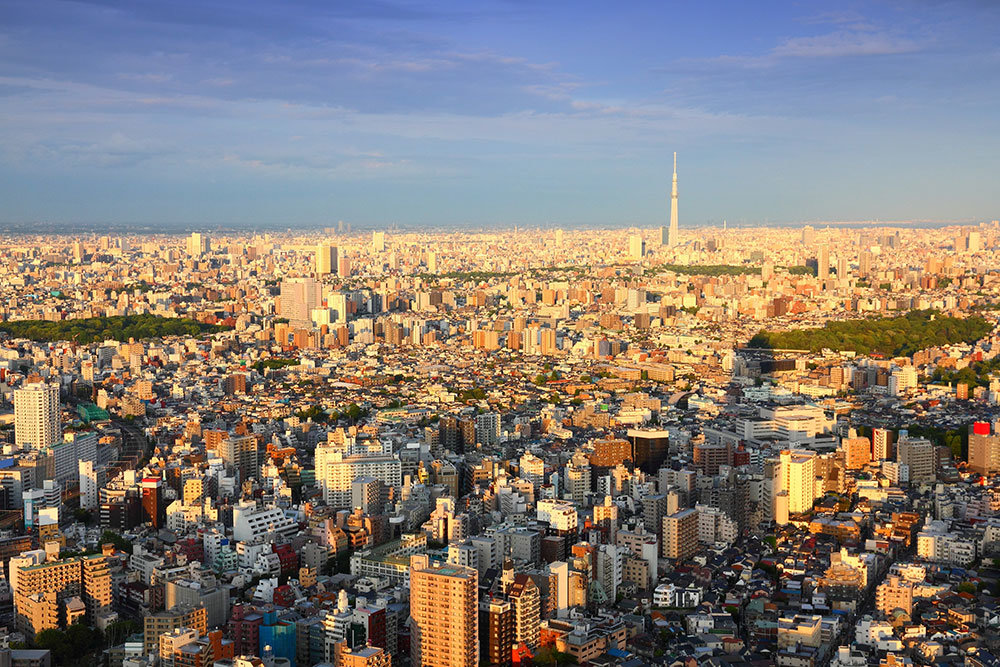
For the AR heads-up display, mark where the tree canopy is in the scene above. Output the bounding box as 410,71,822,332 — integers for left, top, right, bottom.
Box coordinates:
0,314,229,344
748,310,992,357
647,263,760,277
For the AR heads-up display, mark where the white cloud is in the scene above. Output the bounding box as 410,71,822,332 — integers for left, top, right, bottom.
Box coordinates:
772,31,917,58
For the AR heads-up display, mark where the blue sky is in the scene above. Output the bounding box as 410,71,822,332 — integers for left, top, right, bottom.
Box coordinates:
1,0,998,228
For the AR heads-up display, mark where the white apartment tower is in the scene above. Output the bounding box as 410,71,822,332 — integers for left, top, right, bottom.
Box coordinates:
14,383,61,450
779,449,817,515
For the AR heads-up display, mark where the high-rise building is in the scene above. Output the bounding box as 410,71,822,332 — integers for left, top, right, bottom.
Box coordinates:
218,435,259,484
479,597,513,667
13,552,112,636
144,605,208,655
279,278,323,327
372,231,386,252
842,436,871,470
897,437,935,482
875,575,914,616
519,452,545,491
351,476,381,513
79,460,101,511
14,382,61,450
818,244,830,280
564,455,591,504
316,243,338,276
667,152,679,247
627,429,670,474
475,412,500,447
779,449,817,514
409,555,478,667
628,235,645,261
141,477,165,528
187,232,209,256
661,508,698,560
859,249,873,277
968,422,1000,475
872,428,894,461
508,574,540,650
335,644,392,667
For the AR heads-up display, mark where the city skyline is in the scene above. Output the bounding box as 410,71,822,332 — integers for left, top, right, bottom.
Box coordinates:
1,0,998,227
0,219,998,664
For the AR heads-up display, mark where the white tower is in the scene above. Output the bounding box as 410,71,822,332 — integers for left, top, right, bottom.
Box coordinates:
14,383,61,450
668,152,679,247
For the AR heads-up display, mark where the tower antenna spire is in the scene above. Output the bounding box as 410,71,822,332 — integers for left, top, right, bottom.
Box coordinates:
668,152,679,247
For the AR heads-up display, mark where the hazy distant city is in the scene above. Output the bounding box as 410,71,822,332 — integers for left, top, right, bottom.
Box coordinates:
2,1,1000,667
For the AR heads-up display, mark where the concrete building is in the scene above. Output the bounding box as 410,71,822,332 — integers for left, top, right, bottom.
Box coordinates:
14,383,61,450
508,573,540,650
661,508,698,560
316,243,338,276
898,437,935,483
409,555,478,667
144,605,208,656
315,444,401,509
218,435,259,484
968,422,1000,475
779,449,817,514
875,575,914,615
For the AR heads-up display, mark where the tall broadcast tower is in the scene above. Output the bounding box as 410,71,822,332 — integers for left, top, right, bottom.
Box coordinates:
668,152,679,247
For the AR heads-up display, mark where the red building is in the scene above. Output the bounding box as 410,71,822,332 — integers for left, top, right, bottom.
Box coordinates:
272,585,295,608
228,604,263,655
272,543,299,577
141,478,165,528
175,538,205,564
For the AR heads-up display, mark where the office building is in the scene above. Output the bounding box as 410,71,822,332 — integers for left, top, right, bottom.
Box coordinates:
627,429,669,474
187,232,209,256
141,477,165,528
278,278,323,327
628,235,645,261
316,243,338,276
818,244,830,280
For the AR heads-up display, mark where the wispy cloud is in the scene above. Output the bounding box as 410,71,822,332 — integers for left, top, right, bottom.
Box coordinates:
772,31,918,58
